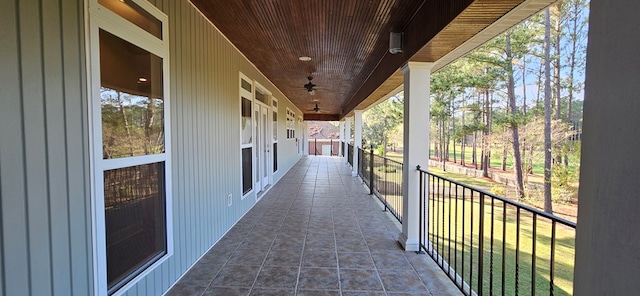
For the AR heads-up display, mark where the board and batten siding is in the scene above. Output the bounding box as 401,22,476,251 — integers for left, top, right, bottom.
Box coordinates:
0,0,304,295
0,0,91,295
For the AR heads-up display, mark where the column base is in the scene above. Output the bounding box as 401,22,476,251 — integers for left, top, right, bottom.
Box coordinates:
398,232,419,252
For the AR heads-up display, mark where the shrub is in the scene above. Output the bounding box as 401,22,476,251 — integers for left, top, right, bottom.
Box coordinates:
491,185,506,197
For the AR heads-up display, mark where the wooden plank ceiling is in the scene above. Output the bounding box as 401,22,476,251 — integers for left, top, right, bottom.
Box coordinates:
191,0,532,121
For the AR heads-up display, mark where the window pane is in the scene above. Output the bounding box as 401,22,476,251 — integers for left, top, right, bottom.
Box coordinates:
272,112,277,141
104,162,166,292
100,29,164,159
99,0,162,39
242,148,253,194
241,97,252,144
255,90,268,104
273,143,278,172
241,79,252,92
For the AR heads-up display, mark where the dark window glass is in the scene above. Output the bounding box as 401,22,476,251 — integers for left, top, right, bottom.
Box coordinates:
99,0,162,39
241,79,252,92
104,162,166,292
273,143,278,172
242,147,253,194
100,29,164,159
255,90,267,104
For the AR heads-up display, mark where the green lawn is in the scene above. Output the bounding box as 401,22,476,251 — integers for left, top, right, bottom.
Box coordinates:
428,143,580,177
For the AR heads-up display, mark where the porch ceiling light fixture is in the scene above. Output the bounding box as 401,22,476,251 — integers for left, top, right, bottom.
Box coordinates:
298,56,312,62
389,32,403,54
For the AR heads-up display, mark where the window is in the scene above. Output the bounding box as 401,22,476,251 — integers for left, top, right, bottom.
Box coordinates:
272,99,278,172
286,108,295,139
89,0,171,294
240,73,253,196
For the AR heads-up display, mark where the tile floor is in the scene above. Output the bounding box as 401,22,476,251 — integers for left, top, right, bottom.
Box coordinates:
167,156,461,296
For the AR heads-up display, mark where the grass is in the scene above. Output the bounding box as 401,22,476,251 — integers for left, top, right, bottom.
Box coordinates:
429,143,581,178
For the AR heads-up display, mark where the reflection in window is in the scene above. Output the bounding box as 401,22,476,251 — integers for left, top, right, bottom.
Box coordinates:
100,29,164,159
101,88,164,159
98,0,162,39
104,162,166,292
241,97,252,144
273,111,277,141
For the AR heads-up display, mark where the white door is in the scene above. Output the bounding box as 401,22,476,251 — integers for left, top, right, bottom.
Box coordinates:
254,102,270,193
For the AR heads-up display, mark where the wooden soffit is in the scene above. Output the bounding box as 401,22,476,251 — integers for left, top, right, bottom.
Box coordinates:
190,0,554,120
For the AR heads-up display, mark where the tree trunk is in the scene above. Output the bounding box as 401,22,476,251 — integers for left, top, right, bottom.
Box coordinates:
506,32,526,199
453,115,457,163
554,7,563,166
145,97,156,155
501,126,507,171
117,91,135,157
543,8,554,214
472,131,477,169
382,134,388,159
482,89,490,177
522,59,527,115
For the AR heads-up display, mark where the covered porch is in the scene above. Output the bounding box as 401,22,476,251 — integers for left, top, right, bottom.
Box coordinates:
167,156,460,295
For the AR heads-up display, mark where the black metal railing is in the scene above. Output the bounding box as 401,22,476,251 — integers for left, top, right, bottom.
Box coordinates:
372,153,403,222
417,167,577,296
356,147,403,223
347,143,354,166
357,147,367,184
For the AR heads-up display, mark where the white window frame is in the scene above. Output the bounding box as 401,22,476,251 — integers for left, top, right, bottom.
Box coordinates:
272,98,278,173
298,116,304,155
87,1,172,295
239,72,254,199
286,108,296,140
253,81,273,193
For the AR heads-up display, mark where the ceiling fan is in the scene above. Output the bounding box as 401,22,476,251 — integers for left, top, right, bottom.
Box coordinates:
304,76,317,94
306,103,325,113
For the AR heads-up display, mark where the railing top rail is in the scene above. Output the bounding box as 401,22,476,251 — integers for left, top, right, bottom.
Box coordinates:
371,154,403,166
416,166,576,228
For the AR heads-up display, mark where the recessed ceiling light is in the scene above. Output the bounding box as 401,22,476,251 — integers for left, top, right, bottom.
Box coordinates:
298,56,312,62
138,77,148,82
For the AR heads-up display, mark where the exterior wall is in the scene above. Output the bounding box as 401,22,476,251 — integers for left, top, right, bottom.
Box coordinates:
0,0,92,295
308,139,340,156
0,0,303,295
574,0,640,294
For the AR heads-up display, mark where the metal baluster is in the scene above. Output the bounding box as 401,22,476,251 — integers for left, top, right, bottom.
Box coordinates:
502,202,507,296
516,208,520,296
550,221,556,296
532,213,537,296
478,193,485,296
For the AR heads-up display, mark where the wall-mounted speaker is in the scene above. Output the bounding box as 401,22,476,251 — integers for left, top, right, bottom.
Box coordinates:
389,32,403,54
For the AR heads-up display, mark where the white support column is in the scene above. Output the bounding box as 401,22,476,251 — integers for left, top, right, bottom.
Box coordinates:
399,62,433,251
344,117,352,164
303,122,309,156
574,2,640,294
339,121,345,156
353,110,363,177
